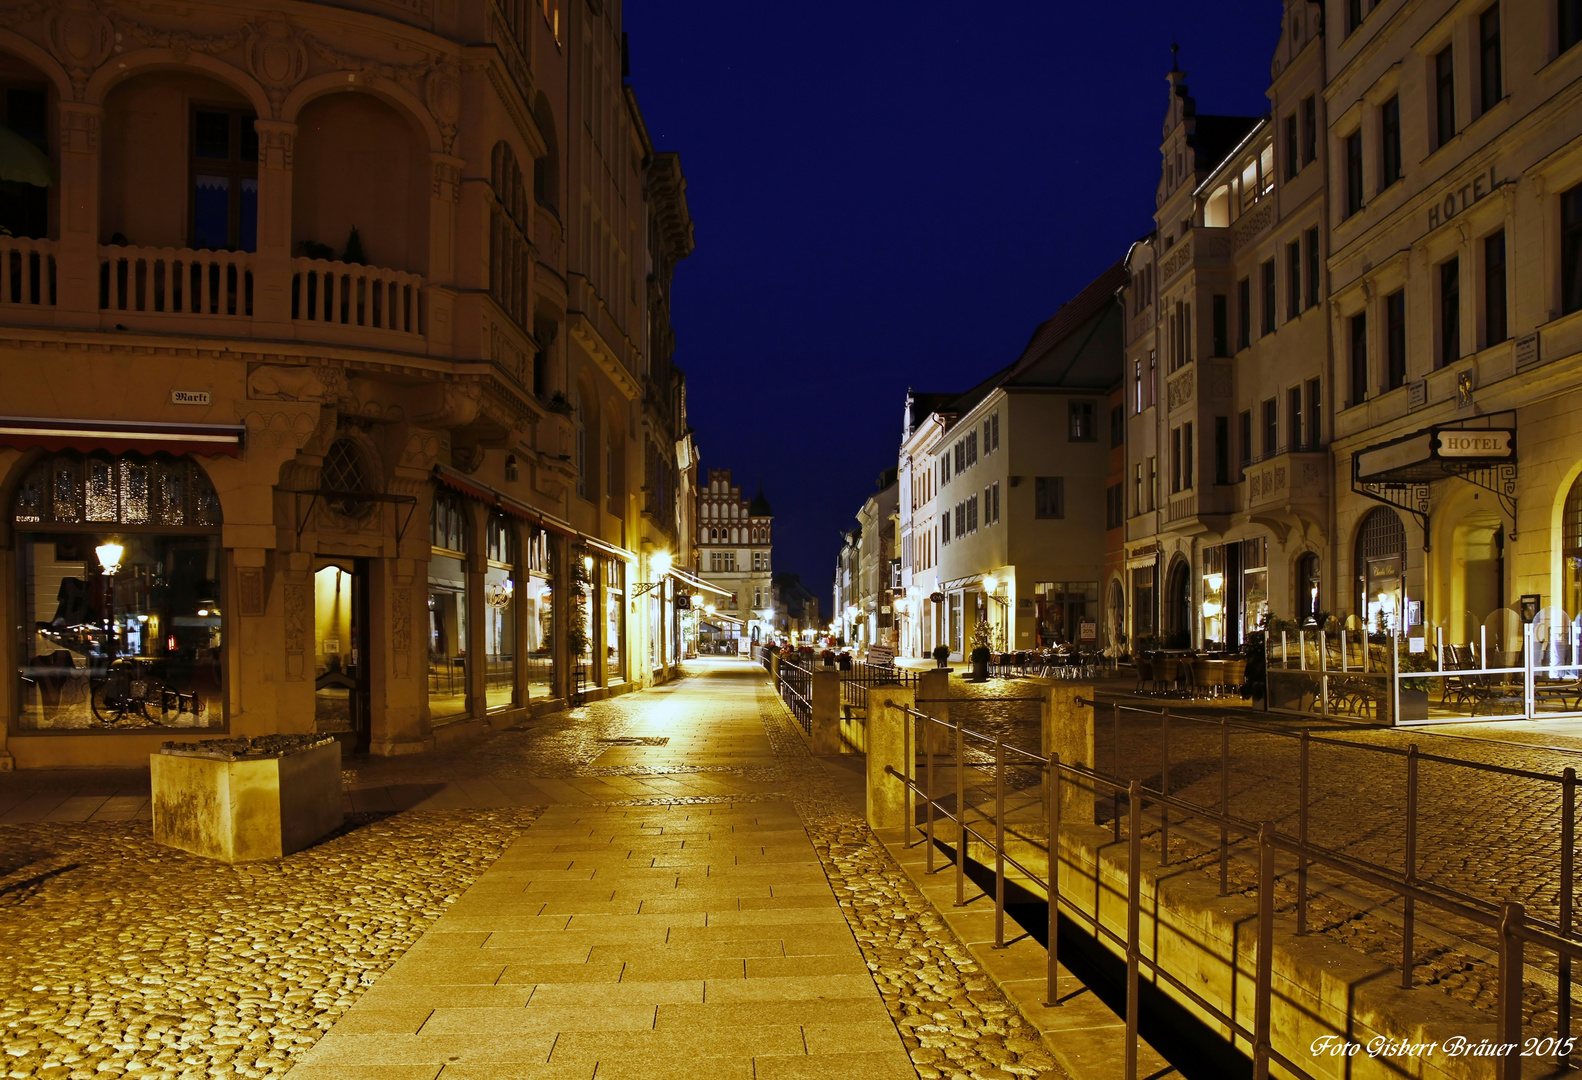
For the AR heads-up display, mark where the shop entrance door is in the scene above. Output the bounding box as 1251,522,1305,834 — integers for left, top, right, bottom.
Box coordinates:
313,559,369,753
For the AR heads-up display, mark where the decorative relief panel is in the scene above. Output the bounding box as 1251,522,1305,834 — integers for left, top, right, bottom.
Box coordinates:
392,587,412,678
1233,201,1275,250
237,568,267,617
1159,236,1192,283
1166,368,1195,412
284,583,309,680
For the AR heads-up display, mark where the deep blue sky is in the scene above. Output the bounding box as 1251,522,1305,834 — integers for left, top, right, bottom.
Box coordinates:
624,2,1281,606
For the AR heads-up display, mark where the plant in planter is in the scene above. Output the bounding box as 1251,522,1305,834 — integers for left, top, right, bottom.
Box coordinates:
968,620,993,681
1395,646,1437,722
545,390,575,417
931,644,951,668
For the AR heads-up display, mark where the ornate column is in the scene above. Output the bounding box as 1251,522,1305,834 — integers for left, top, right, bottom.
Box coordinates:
55,102,103,324
426,153,465,358
253,120,297,333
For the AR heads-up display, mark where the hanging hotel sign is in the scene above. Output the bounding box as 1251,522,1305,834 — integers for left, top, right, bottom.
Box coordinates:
1436,429,1512,458
170,390,211,405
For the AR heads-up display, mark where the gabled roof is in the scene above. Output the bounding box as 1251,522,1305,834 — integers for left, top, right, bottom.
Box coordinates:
998,259,1127,390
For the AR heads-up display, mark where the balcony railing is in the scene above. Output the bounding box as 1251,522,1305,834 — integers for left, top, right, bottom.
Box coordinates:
291,257,424,338
100,246,252,317
0,237,56,307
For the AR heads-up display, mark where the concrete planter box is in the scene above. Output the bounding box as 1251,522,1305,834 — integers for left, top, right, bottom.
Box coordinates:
151,736,343,863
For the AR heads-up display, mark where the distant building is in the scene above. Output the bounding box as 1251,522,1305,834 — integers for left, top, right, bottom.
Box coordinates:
697,469,774,653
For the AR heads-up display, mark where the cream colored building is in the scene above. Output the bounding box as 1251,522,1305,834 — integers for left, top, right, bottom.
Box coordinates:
897,391,951,658
1121,7,1332,650
1326,0,1582,648
0,0,694,768
696,469,772,653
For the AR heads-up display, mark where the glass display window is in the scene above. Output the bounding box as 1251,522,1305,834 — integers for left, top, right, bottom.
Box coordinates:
428,490,470,721
604,556,625,683
484,514,516,711
1202,546,1226,647
13,452,224,732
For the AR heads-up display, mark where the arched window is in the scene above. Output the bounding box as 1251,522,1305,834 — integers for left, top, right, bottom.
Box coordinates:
1296,553,1321,624
12,451,224,732
321,437,372,517
1563,474,1582,618
1355,508,1406,634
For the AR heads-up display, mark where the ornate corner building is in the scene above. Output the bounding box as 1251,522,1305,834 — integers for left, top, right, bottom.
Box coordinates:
0,0,695,768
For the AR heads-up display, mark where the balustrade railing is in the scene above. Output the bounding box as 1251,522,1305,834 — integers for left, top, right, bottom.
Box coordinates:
291,257,424,337
0,236,55,307
100,246,253,317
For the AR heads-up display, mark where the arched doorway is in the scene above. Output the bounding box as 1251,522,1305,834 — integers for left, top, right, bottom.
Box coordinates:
1163,558,1192,648
1355,508,1406,635
1451,510,1504,645
12,451,224,732
1563,475,1582,619
1296,553,1321,625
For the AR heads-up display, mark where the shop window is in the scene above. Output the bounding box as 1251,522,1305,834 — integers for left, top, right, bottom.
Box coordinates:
604,557,625,683
1243,537,1269,635
485,514,517,711
1034,581,1097,647
1564,475,1582,620
428,490,470,721
13,452,224,732
522,528,554,699
1203,546,1226,647
190,107,258,252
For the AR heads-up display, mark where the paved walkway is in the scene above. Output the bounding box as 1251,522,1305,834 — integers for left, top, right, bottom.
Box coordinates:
292,661,915,1080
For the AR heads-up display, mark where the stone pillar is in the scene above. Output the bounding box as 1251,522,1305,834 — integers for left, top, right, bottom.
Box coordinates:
810,670,840,754
917,669,950,755
425,153,464,358
466,510,488,717
867,685,916,835
55,102,103,324
369,557,430,755
252,120,297,333
1044,684,1096,824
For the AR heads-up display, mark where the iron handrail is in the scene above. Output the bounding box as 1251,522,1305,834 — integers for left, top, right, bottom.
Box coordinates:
879,694,1580,1080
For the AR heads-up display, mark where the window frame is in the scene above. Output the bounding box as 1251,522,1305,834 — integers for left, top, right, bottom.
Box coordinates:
1484,228,1508,347
188,104,259,253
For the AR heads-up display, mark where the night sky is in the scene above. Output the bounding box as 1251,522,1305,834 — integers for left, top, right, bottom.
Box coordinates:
623,2,1280,609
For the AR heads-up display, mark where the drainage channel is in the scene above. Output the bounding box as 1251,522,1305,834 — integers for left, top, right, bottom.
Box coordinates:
942,840,1249,1080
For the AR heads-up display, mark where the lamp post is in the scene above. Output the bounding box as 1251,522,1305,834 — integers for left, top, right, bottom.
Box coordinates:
96,540,124,663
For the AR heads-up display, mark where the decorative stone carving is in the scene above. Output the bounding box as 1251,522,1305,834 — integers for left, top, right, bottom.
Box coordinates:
412,380,482,429
283,584,309,680
426,62,460,151
392,587,411,679
400,431,442,470
248,363,348,403
451,443,485,474
246,19,309,115
237,567,267,617
240,410,318,451
58,104,101,154
432,157,463,202
1233,200,1275,250
47,0,114,98
256,122,295,170
1166,368,1195,412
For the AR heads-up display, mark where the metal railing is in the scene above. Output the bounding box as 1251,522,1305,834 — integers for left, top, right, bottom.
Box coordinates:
1268,622,1582,724
882,693,1582,1080
776,658,812,735
841,660,917,711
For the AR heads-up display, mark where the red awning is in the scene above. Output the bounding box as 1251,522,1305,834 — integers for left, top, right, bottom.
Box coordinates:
431,465,581,541
0,416,245,457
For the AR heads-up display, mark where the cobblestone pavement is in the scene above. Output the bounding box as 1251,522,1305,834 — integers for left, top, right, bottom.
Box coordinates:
0,660,1073,1080
0,810,534,1079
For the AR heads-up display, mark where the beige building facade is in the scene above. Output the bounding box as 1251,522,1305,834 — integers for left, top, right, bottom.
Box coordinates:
1327,0,1582,649
0,0,694,768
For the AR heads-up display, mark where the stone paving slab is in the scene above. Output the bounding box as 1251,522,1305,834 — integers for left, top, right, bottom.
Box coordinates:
295,799,910,1076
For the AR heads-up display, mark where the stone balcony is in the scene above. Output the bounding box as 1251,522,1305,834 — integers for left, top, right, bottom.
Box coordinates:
1242,448,1330,543
1161,484,1234,536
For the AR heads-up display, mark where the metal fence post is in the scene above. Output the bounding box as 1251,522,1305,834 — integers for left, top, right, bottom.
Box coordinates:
926,716,936,873
1159,707,1171,866
1113,703,1122,843
1254,822,1275,1080
1562,767,1576,1066
1126,778,1142,1080
1403,742,1418,988
955,715,966,907
1297,729,1309,935
1220,718,1230,896
1047,752,1062,1008
994,736,1006,948
1497,902,1525,1080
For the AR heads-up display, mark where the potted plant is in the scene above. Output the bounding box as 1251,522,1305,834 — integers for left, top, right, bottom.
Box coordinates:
545,390,575,417
837,651,853,672
821,648,835,667
931,644,951,669
969,620,993,682
1395,646,1436,723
